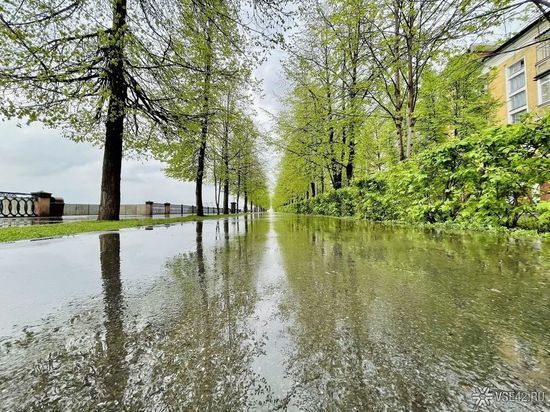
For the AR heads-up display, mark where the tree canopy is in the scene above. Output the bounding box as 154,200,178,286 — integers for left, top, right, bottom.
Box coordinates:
272,0,549,213
0,0,286,218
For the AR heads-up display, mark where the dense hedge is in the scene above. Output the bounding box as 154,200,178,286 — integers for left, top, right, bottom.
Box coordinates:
279,117,550,232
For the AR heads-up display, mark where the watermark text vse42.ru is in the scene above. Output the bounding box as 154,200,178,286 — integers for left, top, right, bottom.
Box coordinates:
472,387,546,407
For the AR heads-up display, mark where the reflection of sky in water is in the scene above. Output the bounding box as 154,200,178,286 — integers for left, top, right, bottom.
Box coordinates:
0,214,548,411
0,220,222,336
0,211,222,228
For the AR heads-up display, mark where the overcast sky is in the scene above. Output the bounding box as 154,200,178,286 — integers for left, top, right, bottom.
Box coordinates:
0,45,287,206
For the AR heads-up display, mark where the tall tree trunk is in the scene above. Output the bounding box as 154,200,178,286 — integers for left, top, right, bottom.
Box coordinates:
222,93,230,215
322,40,343,191
216,178,222,214
396,115,405,161
223,137,229,214
346,82,357,182
346,138,355,183
223,176,229,214
213,157,220,214
328,128,342,190
393,2,406,162
346,19,359,184
345,161,354,183
196,139,207,216
244,191,248,212
406,104,415,158
98,0,127,221
332,127,342,191
236,157,241,209
195,22,213,217
214,177,220,215
405,0,416,159
333,170,342,190
310,182,316,198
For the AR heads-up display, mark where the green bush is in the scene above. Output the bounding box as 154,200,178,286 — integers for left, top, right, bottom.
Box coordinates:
283,187,359,217
281,116,550,232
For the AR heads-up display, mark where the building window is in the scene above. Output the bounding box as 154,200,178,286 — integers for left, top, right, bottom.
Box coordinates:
511,110,527,124
539,73,550,105
537,31,550,63
507,59,527,123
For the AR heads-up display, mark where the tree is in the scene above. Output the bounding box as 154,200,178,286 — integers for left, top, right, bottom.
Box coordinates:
152,0,226,216
361,0,512,160
272,145,314,208
273,0,545,211
279,4,345,191
0,0,289,219
415,53,498,151
0,0,187,219
154,0,285,215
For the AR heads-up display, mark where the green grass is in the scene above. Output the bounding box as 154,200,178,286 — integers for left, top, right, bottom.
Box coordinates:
0,214,235,243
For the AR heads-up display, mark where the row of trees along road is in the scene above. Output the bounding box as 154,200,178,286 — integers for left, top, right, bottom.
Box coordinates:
0,0,284,219
273,0,550,207
150,2,270,216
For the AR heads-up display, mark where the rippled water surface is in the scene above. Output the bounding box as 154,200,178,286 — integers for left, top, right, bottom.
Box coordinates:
0,214,549,411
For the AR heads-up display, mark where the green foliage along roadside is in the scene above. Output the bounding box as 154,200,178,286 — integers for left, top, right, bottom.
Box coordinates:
278,117,550,232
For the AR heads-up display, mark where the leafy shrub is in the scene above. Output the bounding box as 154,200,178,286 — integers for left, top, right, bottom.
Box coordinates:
281,116,550,232
282,187,359,217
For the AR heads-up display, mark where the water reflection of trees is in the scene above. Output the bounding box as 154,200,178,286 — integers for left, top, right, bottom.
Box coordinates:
130,218,273,410
98,233,129,408
275,215,550,410
0,233,131,410
0,217,272,410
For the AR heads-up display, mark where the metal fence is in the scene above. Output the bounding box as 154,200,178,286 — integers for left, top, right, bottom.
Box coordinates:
0,192,36,217
63,202,221,217
170,204,194,215
1,193,227,219
152,203,166,215
161,203,219,216
201,206,219,215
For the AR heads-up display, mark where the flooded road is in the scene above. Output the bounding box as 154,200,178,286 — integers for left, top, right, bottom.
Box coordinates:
0,213,549,410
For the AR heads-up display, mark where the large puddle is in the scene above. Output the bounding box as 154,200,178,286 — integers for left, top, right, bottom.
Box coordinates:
0,214,548,410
